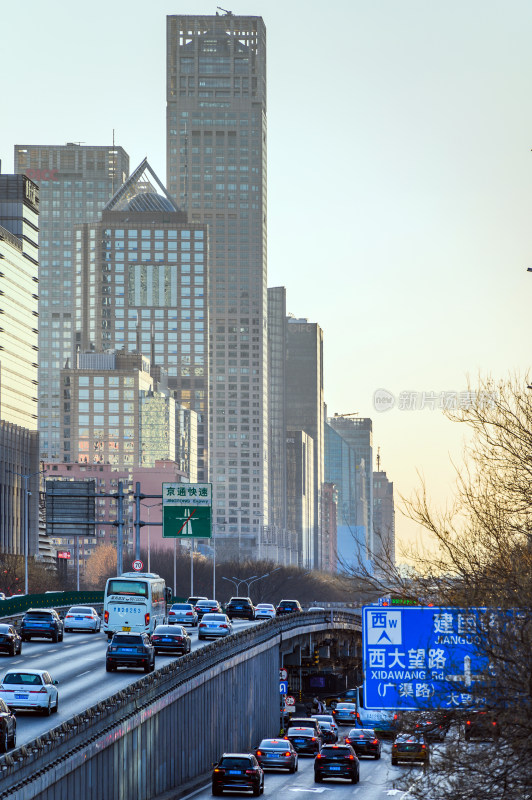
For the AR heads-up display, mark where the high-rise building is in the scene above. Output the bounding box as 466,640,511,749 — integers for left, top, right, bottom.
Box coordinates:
286,430,314,569
328,416,374,561
75,159,209,480
321,483,338,574
167,13,268,561
267,287,289,546
0,173,40,554
286,318,324,568
14,143,129,462
373,470,395,567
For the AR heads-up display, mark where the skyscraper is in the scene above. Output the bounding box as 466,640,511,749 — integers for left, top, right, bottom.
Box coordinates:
75,160,209,480
0,173,40,554
14,143,129,462
167,14,268,560
373,469,395,567
286,318,324,568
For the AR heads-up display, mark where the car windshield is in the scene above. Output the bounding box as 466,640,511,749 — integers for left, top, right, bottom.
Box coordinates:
319,722,332,729
202,614,226,621
313,715,333,723
112,635,143,644
0,625,12,633
219,757,252,769
256,604,273,609
171,604,193,610
287,727,314,736
198,601,216,606
25,611,53,619
68,607,92,614
259,740,287,749
396,735,422,743
322,747,351,756
107,580,147,598
3,673,42,685
155,626,181,634
337,703,356,709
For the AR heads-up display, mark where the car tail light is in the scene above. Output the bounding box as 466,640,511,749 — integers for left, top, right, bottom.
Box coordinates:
175,636,183,642
186,612,192,616
199,623,206,628
145,613,150,626
256,750,262,756
38,687,47,694
104,611,109,624
492,721,497,726
466,721,471,726
283,736,288,740
151,636,160,642
393,713,398,720
66,615,73,619
213,768,225,774
346,754,354,760
169,611,176,616
316,753,322,759
245,769,255,775
372,739,379,744
421,744,426,749
284,752,290,757
311,737,316,741
220,624,229,629
84,616,94,619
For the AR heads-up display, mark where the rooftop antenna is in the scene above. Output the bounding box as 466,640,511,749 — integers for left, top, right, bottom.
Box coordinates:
376,446,381,472
111,128,115,196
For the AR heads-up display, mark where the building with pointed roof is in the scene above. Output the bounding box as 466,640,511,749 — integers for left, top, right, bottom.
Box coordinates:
74,160,209,480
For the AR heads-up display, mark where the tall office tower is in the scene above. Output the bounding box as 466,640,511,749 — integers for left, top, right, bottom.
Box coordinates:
0,173,40,554
373,470,395,568
167,14,268,561
321,483,338,574
286,430,314,569
76,160,209,480
286,318,324,568
324,421,366,570
14,143,130,462
328,416,374,560
267,287,289,559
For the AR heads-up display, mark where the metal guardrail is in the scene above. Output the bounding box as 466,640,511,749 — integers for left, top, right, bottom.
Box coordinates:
0,609,361,797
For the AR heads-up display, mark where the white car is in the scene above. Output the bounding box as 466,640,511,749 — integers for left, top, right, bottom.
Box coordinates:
312,714,339,736
0,669,59,715
254,603,276,620
64,606,101,633
198,613,233,639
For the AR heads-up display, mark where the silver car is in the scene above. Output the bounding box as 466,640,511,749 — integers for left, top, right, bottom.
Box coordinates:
168,603,198,627
64,606,101,633
254,603,276,620
198,612,233,639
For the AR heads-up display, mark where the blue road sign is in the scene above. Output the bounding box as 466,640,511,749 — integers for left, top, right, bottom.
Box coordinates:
279,681,288,694
362,606,492,711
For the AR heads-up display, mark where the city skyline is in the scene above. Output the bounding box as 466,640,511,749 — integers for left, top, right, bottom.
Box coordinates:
2,1,532,559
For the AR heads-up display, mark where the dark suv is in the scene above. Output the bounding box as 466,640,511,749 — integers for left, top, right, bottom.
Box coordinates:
464,711,500,741
276,599,302,615
212,753,264,796
225,597,255,620
314,744,359,783
20,609,63,642
106,632,155,673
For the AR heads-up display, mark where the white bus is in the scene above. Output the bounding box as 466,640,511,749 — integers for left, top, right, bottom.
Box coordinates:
355,685,402,738
103,572,166,639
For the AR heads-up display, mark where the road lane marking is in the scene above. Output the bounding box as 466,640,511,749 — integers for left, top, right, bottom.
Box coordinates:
77,671,91,677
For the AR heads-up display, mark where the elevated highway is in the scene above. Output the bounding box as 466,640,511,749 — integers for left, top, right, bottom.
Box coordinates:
0,609,361,800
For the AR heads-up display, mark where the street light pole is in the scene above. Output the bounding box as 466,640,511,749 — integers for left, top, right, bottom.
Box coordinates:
10,468,42,595
140,500,162,573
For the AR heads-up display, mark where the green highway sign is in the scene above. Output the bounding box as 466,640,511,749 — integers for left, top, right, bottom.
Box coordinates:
162,483,212,539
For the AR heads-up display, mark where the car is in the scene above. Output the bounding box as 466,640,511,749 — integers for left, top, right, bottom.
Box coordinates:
314,744,359,783
20,608,64,642
324,687,358,708
0,669,59,715
344,727,382,758
187,595,207,607
308,606,326,612
106,632,155,673
151,625,191,655
290,717,323,741
198,613,233,639
0,698,16,751
414,716,448,742
285,726,320,755
332,703,359,725
317,720,337,743
195,599,222,619
0,624,22,657
254,603,276,620
167,603,198,627
64,606,101,633
212,752,264,796
312,714,338,737
391,733,429,765
225,597,255,620
0,594,6,602
275,599,302,615
254,738,298,772
464,711,500,741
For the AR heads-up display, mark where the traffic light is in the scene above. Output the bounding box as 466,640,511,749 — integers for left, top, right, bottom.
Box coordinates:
313,645,319,665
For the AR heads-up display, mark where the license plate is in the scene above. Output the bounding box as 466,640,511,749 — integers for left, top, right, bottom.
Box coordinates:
294,739,304,743
122,626,131,632
75,616,83,620
235,606,242,609
266,753,280,758
208,624,217,628
120,648,134,652
15,693,28,700
228,770,241,775
330,766,341,771
162,638,172,642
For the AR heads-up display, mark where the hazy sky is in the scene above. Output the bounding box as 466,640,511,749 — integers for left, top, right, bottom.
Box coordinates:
2,1,532,559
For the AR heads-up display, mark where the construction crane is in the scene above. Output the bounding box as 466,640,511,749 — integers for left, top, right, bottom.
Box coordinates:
333,412,359,418
217,6,233,14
